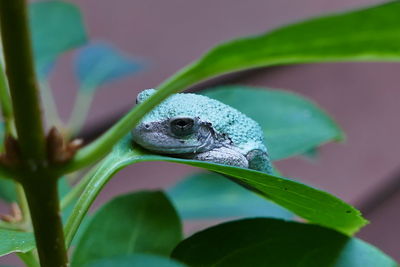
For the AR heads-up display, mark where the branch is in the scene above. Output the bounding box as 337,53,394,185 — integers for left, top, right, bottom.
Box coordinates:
0,0,46,161
23,177,68,267
0,63,13,135
0,1,68,266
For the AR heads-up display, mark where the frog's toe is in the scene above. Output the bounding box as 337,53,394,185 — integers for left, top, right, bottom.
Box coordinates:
246,149,272,173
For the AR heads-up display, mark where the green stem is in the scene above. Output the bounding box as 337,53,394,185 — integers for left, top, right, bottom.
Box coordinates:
0,0,46,161
22,177,68,267
61,163,99,210
0,165,15,179
0,1,68,266
64,155,120,247
0,62,14,135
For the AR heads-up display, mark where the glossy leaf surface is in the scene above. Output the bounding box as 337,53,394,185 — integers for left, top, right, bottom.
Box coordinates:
0,229,35,257
167,172,292,220
71,191,182,267
153,1,400,105
85,254,187,267
203,86,343,160
65,135,367,245
168,2,400,89
172,218,397,267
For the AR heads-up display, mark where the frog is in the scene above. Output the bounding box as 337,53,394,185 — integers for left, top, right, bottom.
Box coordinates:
132,89,272,173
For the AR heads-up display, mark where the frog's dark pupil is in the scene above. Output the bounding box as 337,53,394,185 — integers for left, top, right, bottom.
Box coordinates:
170,118,195,136
176,119,190,127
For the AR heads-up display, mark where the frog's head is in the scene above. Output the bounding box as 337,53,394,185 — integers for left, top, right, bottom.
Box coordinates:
132,116,220,154
133,89,221,154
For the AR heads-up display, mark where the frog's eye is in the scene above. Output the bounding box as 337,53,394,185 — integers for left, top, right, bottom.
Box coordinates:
170,117,195,136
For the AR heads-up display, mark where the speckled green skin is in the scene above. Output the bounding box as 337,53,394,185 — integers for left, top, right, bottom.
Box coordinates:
133,89,272,173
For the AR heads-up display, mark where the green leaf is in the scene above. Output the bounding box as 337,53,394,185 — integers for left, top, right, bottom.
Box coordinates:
302,147,319,159
85,254,187,267
70,2,400,172
167,172,293,220
59,177,75,222
0,178,16,203
29,0,87,78
0,229,35,257
74,42,144,92
164,2,400,91
65,135,367,247
58,177,71,200
154,1,400,105
172,218,396,267
202,86,343,160
59,177,90,244
71,191,182,267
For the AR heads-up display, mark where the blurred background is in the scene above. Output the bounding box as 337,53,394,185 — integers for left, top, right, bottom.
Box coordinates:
2,0,400,265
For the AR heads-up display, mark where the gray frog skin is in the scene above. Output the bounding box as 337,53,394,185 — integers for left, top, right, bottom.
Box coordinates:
132,89,272,173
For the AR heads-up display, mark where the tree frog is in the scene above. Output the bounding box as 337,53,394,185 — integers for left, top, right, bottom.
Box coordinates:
132,89,272,173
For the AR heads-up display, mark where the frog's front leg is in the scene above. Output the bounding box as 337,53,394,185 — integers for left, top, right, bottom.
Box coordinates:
189,147,249,169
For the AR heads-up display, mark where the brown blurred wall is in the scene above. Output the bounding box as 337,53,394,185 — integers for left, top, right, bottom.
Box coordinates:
2,0,400,265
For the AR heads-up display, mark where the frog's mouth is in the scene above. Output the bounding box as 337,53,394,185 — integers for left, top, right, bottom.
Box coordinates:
133,140,215,154
146,145,199,154
132,132,217,155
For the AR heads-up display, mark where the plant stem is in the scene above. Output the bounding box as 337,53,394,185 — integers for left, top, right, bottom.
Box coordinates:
0,1,68,266
61,163,99,210
0,0,46,161
0,165,15,179
0,62,14,135
64,155,117,247
22,177,68,267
